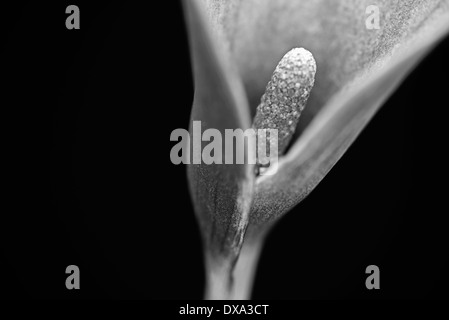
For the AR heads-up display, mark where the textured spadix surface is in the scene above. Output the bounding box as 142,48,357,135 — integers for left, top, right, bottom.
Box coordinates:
253,48,316,157
183,0,449,254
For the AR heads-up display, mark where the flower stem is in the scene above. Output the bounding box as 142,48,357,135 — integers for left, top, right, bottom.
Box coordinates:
204,233,265,300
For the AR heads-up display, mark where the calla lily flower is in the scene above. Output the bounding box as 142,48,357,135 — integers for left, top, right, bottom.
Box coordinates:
181,0,449,299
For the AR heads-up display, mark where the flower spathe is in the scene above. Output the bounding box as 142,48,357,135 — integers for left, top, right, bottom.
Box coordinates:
182,0,449,299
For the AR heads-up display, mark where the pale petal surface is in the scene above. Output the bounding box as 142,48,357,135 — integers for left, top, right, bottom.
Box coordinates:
203,0,449,125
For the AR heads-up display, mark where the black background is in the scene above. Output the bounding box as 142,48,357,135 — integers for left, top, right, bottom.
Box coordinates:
2,1,448,299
